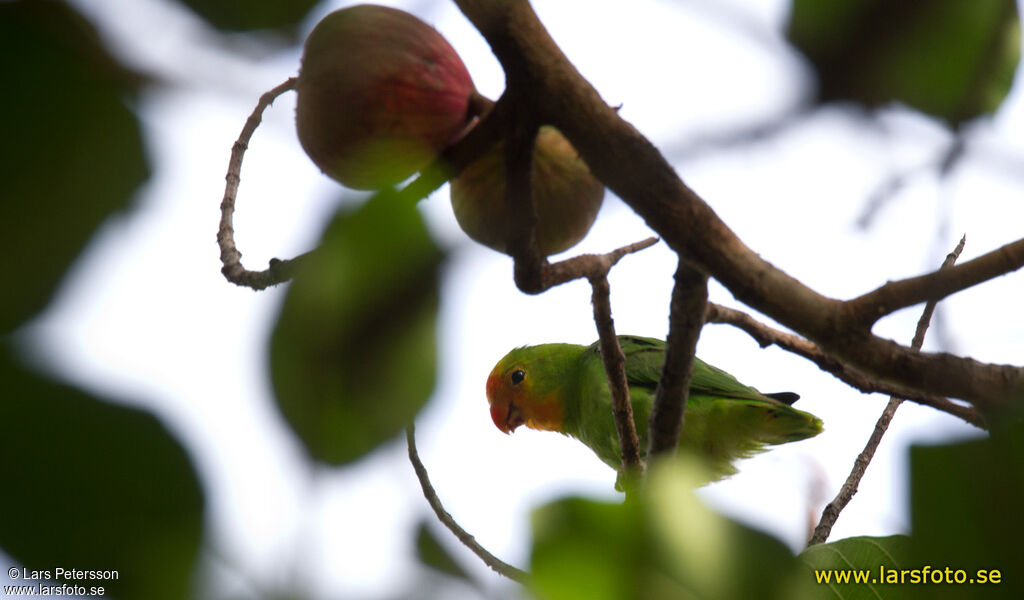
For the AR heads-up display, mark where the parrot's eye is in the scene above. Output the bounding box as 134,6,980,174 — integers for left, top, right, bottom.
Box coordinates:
510,369,526,385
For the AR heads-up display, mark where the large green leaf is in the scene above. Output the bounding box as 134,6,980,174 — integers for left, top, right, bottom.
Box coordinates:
270,193,444,465
787,0,1020,126
0,350,205,600
173,0,319,35
529,456,811,600
799,535,912,599
0,0,149,335
909,423,1024,599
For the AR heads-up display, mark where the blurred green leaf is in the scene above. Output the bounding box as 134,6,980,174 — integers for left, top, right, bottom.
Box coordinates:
0,350,205,600
787,0,1020,125
799,535,912,599
0,0,149,335
414,521,474,584
529,456,810,600
270,193,444,465
173,0,319,34
530,496,648,600
909,423,1024,599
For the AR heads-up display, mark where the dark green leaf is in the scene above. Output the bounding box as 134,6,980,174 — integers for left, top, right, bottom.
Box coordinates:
787,0,1020,125
173,0,318,34
0,350,205,600
0,0,149,335
799,535,913,599
414,521,474,584
270,193,444,465
909,423,1024,599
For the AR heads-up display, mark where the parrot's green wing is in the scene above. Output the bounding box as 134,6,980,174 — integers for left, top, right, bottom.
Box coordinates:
570,335,822,484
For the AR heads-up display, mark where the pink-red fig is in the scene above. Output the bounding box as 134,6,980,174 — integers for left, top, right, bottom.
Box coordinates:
295,5,475,190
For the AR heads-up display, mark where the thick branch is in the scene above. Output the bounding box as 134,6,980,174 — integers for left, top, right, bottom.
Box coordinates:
406,425,529,583
848,236,1024,327
501,102,545,291
808,236,967,546
647,261,708,457
451,0,1024,417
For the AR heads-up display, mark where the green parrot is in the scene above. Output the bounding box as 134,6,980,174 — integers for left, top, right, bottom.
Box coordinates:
486,335,822,483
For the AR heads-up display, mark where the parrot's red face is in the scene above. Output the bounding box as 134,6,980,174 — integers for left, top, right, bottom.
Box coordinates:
486,359,563,434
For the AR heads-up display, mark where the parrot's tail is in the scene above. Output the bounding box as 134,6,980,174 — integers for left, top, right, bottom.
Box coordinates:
761,405,824,444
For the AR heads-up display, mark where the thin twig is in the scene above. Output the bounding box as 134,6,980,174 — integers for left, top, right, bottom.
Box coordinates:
589,275,643,490
807,236,967,546
218,77,300,290
405,424,529,584
217,81,503,291
704,303,983,429
647,260,708,458
515,237,660,295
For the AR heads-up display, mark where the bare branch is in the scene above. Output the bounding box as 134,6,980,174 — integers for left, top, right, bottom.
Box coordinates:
704,303,984,428
589,275,643,488
217,80,502,291
647,261,708,458
849,236,1024,328
519,237,660,295
452,0,1024,416
502,102,545,291
405,424,529,584
217,77,298,290
808,236,967,546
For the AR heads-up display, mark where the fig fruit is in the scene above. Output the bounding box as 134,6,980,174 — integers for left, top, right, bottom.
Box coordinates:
295,5,475,190
450,126,605,256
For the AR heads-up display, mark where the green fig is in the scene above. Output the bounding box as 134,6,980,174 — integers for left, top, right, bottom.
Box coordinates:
450,126,605,256
295,5,475,190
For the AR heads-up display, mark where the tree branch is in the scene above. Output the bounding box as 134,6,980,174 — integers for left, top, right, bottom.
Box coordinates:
647,261,708,458
405,424,529,584
589,275,643,489
218,81,503,291
848,236,1024,327
704,303,983,428
451,0,1024,418
808,236,967,546
217,77,298,290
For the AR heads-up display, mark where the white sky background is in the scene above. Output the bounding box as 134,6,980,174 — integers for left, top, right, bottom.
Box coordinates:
11,0,1024,598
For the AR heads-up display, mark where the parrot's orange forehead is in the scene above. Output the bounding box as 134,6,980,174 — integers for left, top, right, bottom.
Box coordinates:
485,370,501,403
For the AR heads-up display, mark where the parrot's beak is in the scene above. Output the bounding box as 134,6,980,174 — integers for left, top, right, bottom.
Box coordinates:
490,400,524,434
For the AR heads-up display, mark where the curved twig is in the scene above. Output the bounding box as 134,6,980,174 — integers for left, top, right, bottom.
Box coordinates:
405,424,530,584
217,81,502,291
217,77,300,290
